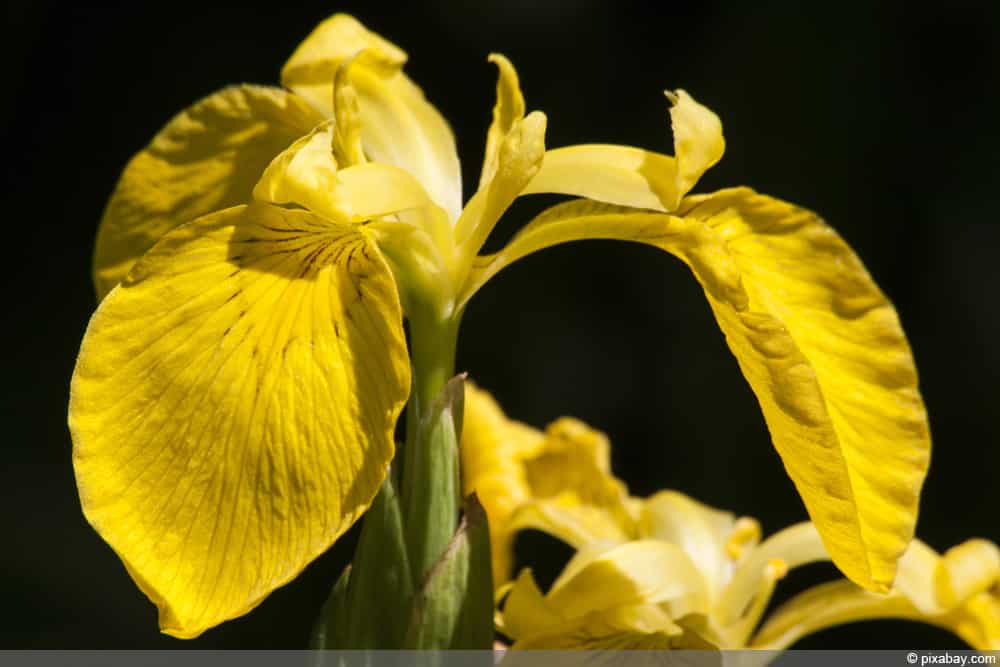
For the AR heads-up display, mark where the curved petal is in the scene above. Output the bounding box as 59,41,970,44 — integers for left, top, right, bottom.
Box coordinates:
464,190,931,593
751,583,1000,651
460,385,633,584
70,204,410,637
252,121,436,223
502,568,709,649
281,14,462,221
455,112,547,258
752,538,1000,650
94,85,324,299
478,53,526,190
521,89,724,211
637,491,739,602
498,542,713,650
545,540,709,621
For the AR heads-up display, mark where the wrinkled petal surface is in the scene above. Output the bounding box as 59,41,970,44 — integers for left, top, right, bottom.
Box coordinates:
71,204,410,637
468,190,931,592
94,85,323,299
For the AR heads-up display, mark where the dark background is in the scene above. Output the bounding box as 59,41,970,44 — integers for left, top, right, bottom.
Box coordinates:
3,0,998,650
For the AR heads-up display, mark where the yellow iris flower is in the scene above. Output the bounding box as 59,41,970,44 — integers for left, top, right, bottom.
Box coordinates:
71,13,931,638
462,386,999,650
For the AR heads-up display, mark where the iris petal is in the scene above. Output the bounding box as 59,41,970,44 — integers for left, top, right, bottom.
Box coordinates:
71,203,410,637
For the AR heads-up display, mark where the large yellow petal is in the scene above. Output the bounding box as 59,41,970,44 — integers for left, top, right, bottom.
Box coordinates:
460,385,634,584
93,85,323,300
70,203,410,637
281,14,462,221
464,190,930,592
521,90,724,212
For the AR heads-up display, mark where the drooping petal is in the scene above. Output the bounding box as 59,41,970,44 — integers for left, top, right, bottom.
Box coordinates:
281,14,462,221
460,385,634,584
93,85,324,299
464,191,931,593
521,89,724,211
70,203,410,637
751,540,1000,650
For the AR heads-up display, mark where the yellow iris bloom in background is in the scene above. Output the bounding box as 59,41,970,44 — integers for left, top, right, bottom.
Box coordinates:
71,13,931,638
462,386,999,650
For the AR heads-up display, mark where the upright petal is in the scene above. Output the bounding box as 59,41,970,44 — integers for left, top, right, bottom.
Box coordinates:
478,53,526,190
70,204,410,637
464,191,931,592
282,14,462,221
94,85,324,299
522,89,724,211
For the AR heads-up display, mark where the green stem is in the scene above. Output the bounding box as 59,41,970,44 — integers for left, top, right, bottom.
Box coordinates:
400,308,462,585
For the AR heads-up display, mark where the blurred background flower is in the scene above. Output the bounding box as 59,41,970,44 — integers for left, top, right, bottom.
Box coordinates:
2,0,997,649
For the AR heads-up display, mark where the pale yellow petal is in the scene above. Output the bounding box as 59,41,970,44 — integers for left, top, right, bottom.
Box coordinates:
511,607,693,650
94,85,324,299
70,204,410,637
523,144,678,211
252,121,435,223
545,540,709,621
521,89,724,212
752,581,1000,651
895,539,1000,616
500,569,564,640
719,523,828,626
478,53,526,190
281,14,462,221
465,190,930,592
455,112,548,257
500,549,714,650
637,491,738,602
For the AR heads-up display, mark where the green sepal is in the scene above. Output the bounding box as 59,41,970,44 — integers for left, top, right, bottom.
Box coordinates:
313,473,413,649
402,373,466,585
403,494,495,649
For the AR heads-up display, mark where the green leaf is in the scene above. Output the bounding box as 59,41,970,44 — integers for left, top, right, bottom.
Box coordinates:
404,494,495,649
